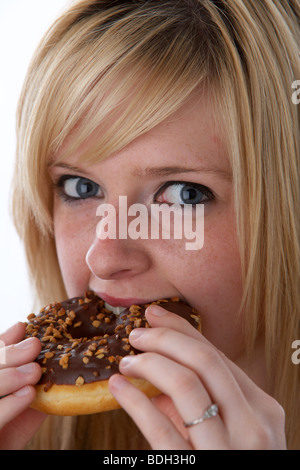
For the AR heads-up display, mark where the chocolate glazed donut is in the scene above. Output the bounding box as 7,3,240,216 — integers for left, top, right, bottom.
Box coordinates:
25,291,201,416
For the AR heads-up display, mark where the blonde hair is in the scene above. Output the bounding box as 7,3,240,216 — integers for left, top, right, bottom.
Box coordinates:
13,0,299,449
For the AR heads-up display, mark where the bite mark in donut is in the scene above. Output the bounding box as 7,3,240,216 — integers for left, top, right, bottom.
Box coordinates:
25,291,201,415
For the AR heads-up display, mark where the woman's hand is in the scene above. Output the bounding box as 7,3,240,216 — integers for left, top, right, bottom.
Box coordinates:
109,305,286,450
0,322,46,449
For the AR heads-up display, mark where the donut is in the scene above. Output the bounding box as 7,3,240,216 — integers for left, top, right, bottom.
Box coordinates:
25,291,201,416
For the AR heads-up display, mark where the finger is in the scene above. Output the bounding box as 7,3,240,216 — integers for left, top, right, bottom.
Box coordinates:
151,394,190,440
0,322,27,347
108,374,191,450
128,327,252,429
0,385,37,431
0,362,42,397
0,407,46,450
0,337,41,370
145,307,262,406
141,309,285,449
146,305,204,342
119,352,226,449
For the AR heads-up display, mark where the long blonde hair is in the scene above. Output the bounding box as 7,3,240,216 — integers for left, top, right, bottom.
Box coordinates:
13,0,299,449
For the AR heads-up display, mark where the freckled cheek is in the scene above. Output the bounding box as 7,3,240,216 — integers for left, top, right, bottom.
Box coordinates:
158,212,242,306
198,234,242,296
53,206,97,296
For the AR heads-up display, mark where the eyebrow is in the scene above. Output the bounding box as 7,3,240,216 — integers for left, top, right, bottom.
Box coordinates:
132,165,232,180
49,162,232,181
49,162,88,173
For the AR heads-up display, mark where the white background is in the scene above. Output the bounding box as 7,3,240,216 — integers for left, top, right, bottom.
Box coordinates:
0,0,70,332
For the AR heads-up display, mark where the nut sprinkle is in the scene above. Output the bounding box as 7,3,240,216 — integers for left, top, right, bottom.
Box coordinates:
25,291,200,391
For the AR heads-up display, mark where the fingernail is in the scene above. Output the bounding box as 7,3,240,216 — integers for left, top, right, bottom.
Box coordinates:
15,338,35,349
109,374,129,391
129,329,144,341
13,385,32,397
120,355,135,369
146,305,167,316
16,363,36,374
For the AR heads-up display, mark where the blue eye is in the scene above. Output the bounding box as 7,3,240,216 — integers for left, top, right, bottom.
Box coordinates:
56,176,102,201
155,182,214,205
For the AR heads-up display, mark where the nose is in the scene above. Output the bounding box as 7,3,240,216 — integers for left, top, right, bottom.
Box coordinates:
86,235,151,281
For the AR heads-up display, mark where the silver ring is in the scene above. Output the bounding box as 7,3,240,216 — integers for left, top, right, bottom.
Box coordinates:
183,404,219,428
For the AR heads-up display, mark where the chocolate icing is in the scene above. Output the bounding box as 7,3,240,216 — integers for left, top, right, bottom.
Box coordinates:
25,291,200,391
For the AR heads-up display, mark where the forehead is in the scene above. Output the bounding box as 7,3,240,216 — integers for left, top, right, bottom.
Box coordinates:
50,91,231,179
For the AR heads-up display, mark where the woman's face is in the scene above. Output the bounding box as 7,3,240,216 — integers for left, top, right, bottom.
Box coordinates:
49,94,244,361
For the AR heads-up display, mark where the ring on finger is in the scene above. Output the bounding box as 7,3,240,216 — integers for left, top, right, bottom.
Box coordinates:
183,403,219,428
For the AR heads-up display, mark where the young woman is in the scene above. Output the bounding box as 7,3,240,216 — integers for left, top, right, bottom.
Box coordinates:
0,0,299,449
